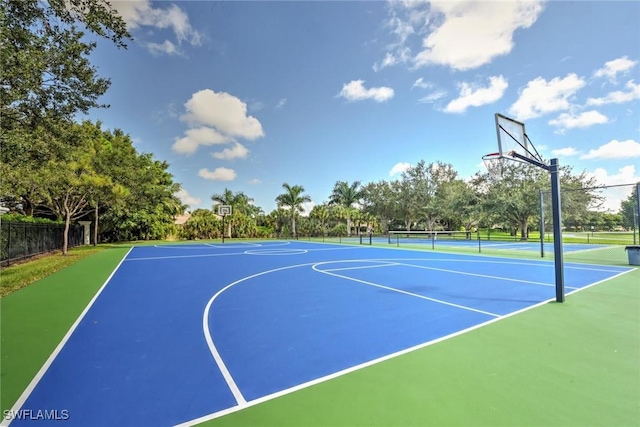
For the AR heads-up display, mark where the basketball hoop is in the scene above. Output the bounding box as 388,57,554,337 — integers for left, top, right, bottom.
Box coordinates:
482,152,506,178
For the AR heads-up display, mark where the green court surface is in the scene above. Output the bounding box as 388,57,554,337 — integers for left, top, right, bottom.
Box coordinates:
1,243,638,426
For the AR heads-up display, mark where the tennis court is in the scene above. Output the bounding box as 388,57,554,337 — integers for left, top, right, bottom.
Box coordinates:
4,241,634,426
357,232,608,254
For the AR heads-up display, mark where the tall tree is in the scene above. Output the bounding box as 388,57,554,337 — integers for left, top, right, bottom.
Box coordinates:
309,204,330,237
619,185,638,231
328,181,362,236
477,163,547,239
438,179,481,235
35,124,112,253
361,180,399,234
1,0,130,129
275,183,311,238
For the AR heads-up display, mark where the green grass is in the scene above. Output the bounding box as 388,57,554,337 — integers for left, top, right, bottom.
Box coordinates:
0,245,106,297
1,241,638,426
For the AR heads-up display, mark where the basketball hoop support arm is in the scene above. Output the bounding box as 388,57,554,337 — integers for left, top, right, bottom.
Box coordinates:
508,151,550,171
508,152,565,302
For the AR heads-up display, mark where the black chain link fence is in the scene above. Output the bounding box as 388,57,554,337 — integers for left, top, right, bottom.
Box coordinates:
0,222,84,266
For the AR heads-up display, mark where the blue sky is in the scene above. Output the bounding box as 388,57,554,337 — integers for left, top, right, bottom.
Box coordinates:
86,1,640,214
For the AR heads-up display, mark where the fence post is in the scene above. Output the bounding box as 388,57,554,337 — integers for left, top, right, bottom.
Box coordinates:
636,182,640,245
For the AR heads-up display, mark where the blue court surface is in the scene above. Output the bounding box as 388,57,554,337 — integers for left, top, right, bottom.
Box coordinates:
7,241,633,426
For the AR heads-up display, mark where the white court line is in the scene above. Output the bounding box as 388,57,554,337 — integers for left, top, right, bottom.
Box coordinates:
201,262,339,407
180,256,635,427
126,252,247,261
126,245,360,262
323,262,401,273
177,277,574,427
358,256,630,274
563,245,617,255
312,263,500,318
0,246,135,427
206,242,262,248
390,261,579,290
152,242,291,249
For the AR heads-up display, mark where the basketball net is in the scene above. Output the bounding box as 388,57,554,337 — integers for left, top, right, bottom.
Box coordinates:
482,152,506,178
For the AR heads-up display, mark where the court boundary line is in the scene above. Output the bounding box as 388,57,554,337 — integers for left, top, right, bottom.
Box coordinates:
180,264,636,427
313,262,501,317
205,242,262,248
202,256,523,409
390,261,579,290
563,245,618,255
0,246,135,427
152,241,291,250
178,266,638,427
339,239,631,270
126,245,360,262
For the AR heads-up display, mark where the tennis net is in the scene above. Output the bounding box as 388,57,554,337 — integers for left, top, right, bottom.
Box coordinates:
388,230,478,245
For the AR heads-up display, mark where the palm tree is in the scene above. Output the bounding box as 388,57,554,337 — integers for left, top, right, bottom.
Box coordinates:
275,183,311,239
309,204,330,237
211,188,254,237
329,180,362,236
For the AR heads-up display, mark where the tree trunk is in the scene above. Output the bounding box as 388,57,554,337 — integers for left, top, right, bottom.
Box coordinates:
94,203,99,246
23,197,34,216
291,216,296,238
63,211,70,255
346,217,352,236
520,218,529,240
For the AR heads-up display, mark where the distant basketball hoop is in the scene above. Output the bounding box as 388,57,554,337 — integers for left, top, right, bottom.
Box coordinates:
217,205,232,243
217,205,232,217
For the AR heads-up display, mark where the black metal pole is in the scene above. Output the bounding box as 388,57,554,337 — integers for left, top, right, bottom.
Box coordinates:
539,190,545,258
550,159,565,303
636,183,640,245
222,214,225,244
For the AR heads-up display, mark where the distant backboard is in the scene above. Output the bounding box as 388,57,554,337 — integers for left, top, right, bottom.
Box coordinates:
217,205,232,216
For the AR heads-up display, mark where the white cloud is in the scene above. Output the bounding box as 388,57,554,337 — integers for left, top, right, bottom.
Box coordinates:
175,188,202,207
146,40,179,56
508,73,586,120
373,48,412,71
417,90,448,104
248,178,262,185
389,162,412,176
412,78,433,90
548,110,609,131
588,165,639,186
594,56,637,82
112,1,202,54
338,80,394,103
550,147,579,157
300,200,316,217
198,167,237,181
181,89,264,140
172,127,231,155
586,80,640,106
585,165,639,212
412,1,544,71
275,98,287,109
581,139,640,160
211,142,249,160
444,75,508,113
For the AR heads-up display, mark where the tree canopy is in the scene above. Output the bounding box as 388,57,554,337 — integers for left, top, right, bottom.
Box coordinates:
1,0,130,129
